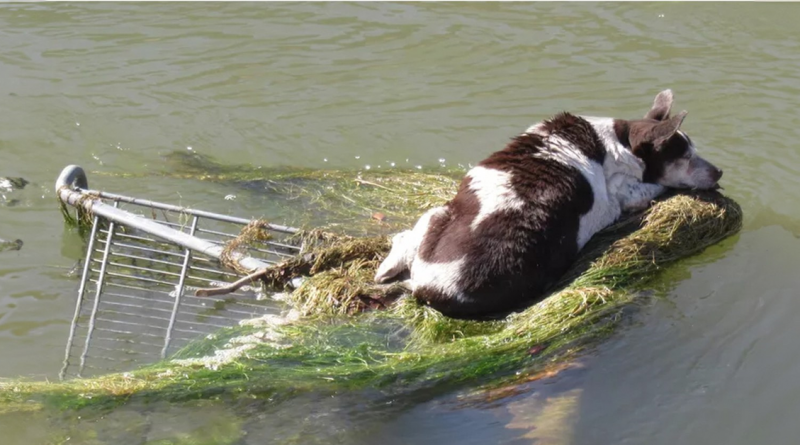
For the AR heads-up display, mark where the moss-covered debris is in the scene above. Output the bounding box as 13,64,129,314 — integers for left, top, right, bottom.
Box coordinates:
0,238,23,252
1,189,742,414
0,177,28,193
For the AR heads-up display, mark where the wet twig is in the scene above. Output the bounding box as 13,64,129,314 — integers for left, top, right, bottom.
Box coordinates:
195,268,268,297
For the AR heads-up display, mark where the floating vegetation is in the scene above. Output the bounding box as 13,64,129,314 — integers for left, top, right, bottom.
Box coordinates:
1,176,29,208
0,238,22,253
145,150,463,233
0,176,28,193
1,174,742,415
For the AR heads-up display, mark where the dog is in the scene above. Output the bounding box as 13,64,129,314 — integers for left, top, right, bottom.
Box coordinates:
373,90,723,319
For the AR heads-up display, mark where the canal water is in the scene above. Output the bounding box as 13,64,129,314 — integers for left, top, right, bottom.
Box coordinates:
1,2,799,444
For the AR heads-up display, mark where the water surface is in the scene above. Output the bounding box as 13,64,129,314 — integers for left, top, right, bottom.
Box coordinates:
1,2,799,444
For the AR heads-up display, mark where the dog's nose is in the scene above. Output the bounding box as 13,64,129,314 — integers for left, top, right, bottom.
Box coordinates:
712,167,723,182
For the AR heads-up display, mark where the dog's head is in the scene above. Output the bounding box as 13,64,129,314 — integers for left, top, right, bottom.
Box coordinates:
619,90,723,190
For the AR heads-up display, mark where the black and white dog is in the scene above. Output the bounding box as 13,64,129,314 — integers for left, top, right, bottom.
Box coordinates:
374,90,722,318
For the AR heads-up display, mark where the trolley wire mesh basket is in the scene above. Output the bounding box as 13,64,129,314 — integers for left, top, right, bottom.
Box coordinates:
55,165,302,379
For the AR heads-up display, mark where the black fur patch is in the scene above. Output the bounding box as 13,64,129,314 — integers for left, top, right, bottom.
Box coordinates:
539,112,607,163
623,120,691,184
637,132,690,183
412,114,602,318
613,119,631,148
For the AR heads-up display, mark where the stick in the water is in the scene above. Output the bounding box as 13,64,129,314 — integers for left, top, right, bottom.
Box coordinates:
195,268,268,297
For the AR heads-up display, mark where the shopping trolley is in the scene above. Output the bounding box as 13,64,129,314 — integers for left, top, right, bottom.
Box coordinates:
55,165,303,379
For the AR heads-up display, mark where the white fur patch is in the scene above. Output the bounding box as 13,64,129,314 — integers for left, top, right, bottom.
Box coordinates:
466,166,525,231
534,134,591,170
611,176,665,212
379,204,467,299
660,130,719,190
575,163,614,249
582,116,646,180
374,207,445,284
525,122,548,136
527,131,616,249
374,230,413,283
529,117,653,249
410,256,467,299
659,130,695,187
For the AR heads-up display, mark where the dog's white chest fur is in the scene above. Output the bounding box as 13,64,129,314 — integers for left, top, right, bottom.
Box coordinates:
532,116,650,249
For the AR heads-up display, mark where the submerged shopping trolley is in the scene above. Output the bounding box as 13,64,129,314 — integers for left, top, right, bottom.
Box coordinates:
55,165,303,380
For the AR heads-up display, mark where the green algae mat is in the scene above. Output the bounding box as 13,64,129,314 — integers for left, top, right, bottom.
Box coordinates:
1,155,742,416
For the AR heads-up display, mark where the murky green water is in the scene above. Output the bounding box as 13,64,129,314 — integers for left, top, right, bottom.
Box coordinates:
2,2,800,443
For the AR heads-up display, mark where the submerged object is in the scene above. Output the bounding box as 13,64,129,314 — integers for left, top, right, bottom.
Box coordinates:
0,238,22,252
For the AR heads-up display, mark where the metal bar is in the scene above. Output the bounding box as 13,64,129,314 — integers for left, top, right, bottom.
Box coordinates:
94,326,163,338
171,325,221,335
180,295,271,308
172,313,244,325
96,317,167,332
101,298,176,314
106,251,187,269
193,237,294,259
172,317,235,330
75,336,163,349
98,272,219,286
91,258,184,276
57,186,272,272
75,187,298,234
100,231,183,250
82,354,137,363
191,256,217,264
163,334,204,343
77,209,117,377
96,241,185,259
59,215,101,381
182,263,239,277
93,270,176,287
171,236,295,261
195,227,301,252
187,229,300,257
101,292,176,307
103,281,175,294
88,343,159,356
102,260,185,279
151,218,193,232
99,307,173,323
102,281,257,303
162,216,198,359
178,302,271,317
54,165,301,374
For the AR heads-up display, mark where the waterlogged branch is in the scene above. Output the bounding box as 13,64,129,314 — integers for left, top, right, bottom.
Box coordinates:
194,268,269,297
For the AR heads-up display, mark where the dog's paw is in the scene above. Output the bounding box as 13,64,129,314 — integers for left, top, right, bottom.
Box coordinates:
374,266,396,284
374,260,394,284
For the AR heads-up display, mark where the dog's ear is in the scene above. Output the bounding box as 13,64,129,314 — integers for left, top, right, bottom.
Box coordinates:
645,89,674,121
652,110,687,147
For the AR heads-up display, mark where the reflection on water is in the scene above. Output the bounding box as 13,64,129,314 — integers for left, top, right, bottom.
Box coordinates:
1,2,800,444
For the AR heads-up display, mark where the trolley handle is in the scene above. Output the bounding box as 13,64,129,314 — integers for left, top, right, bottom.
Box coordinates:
55,165,89,194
